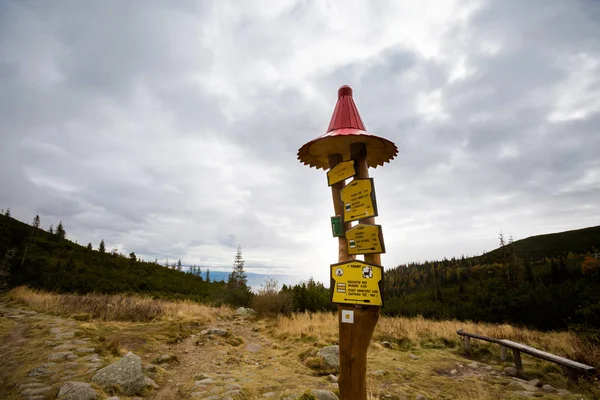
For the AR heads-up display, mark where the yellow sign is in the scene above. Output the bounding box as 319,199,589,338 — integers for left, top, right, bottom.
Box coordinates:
327,160,355,186
330,261,383,306
340,178,378,222
346,224,385,255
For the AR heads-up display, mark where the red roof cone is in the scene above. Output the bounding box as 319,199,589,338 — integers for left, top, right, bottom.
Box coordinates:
297,85,398,169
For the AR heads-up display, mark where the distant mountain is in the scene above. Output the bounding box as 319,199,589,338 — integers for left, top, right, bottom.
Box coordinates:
193,270,303,291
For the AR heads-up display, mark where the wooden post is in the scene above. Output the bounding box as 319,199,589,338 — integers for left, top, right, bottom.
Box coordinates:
501,345,508,362
512,349,523,370
464,336,471,356
328,154,355,264
336,143,381,400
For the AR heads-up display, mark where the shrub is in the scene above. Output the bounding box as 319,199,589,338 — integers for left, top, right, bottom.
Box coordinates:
251,278,293,316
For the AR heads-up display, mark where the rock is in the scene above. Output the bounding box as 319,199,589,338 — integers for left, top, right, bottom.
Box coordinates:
540,384,556,393
311,389,339,400
450,369,458,375
381,341,393,349
247,343,262,353
56,332,77,339
54,343,77,350
528,379,542,387
201,328,230,337
21,387,52,396
409,354,420,360
82,354,101,362
144,364,157,372
91,352,148,396
235,307,256,317
190,393,204,398
415,395,428,400
468,362,479,368
106,397,120,400
484,365,493,370
57,381,97,400
67,355,79,361
75,348,95,354
143,376,158,390
504,366,518,377
49,351,75,361
490,370,499,375
557,389,571,395
370,370,388,376
327,374,338,383
263,393,276,398
316,345,340,369
196,378,217,385
226,384,242,390
152,354,178,364
28,366,51,377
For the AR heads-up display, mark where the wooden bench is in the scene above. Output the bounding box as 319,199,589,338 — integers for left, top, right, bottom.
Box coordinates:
457,330,595,379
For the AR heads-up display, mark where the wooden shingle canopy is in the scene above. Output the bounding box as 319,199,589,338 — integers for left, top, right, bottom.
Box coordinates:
297,85,398,170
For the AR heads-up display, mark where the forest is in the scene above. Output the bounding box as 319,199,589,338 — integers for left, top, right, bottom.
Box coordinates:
1,212,599,333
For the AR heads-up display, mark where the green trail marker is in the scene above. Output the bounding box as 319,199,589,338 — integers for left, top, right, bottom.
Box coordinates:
331,216,344,237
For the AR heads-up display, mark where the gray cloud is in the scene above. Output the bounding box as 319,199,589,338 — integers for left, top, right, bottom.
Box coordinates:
1,0,599,284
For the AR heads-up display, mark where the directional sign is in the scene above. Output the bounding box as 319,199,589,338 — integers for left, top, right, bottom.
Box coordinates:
331,216,344,237
340,178,378,223
346,224,385,255
327,160,356,186
330,260,384,307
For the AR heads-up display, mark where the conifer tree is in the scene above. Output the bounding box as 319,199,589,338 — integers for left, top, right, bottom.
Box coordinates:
33,215,40,228
49,225,54,234
177,259,182,271
228,244,248,290
99,239,106,253
206,268,210,282
4,208,10,217
87,243,92,251
56,221,66,240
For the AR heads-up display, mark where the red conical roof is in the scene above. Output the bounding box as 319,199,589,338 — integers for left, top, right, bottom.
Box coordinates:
297,85,398,170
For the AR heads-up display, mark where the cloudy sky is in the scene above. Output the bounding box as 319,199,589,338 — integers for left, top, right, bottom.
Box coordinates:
1,0,599,285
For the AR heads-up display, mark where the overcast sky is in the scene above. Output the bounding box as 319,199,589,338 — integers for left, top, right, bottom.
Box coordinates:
1,0,599,285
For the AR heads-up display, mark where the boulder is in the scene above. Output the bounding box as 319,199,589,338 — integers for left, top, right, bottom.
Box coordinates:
311,389,339,400
504,366,518,377
540,384,556,393
57,381,97,400
327,374,338,383
527,379,542,387
316,345,340,369
152,354,178,364
91,352,150,396
235,307,256,317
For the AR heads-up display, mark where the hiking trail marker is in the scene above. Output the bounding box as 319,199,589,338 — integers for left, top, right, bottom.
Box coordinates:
346,224,385,255
297,85,398,400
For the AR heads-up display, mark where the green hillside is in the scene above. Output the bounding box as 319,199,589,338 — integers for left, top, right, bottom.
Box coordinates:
0,214,249,305
383,225,600,331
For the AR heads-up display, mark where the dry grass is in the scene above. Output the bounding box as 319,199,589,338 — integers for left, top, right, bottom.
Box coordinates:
270,312,600,367
6,286,232,324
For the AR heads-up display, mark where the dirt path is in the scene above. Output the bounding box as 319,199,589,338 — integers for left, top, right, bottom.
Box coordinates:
0,301,593,400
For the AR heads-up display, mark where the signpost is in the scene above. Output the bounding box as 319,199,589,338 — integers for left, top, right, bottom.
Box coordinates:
331,260,383,306
346,224,385,255
327,159,356,186
297,85,397,400
340,178,378,222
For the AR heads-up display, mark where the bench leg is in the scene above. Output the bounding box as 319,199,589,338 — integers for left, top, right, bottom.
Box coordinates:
501,345,507,362
512,349,523,370
567,369,579,382
464,336,471,356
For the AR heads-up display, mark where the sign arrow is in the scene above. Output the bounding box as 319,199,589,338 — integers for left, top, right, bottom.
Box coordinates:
344,298,371,303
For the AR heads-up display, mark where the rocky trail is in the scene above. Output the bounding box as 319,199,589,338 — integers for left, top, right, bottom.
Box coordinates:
0,302,592,400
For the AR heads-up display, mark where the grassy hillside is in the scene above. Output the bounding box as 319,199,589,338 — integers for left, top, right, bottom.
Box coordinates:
383,225,600,331
0,214,248,305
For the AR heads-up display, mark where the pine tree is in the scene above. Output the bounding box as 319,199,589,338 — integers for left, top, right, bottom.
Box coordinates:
87,243,92,251
33,215,40,228
56,221,66,240
228,244,248,290
177,259,182,271
99,239,106,253
206,268,210,282
49,224,54,234
129,252,137,262
4,208,10,217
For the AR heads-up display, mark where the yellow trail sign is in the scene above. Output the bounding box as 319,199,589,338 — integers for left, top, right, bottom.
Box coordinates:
340,178,378,222
330,260,383,307
327,160,356,186
346,224,385,255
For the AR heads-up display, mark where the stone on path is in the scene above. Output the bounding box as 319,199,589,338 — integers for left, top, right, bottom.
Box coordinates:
369,369,387,376
74,348,95,354
409,354,420,360
527,379,541,387
316,345,339,369
195,378,217,385
504,366,518,377
468,362,479,368
416,395,428,400
450,369,458,375
311,389,339,400
201,328,230,337
540,384,556,393
91,352,150,396
49,351,74,361
152,354,178,364
235,307,257,317
57,381,97,400
21,386,52,396
263,393,276,398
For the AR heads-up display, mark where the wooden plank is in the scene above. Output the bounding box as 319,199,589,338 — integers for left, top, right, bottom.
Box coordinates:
464,336,471,356
501,345,508,362
456,330,501,344
512,349,523,370
499,340,594,373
